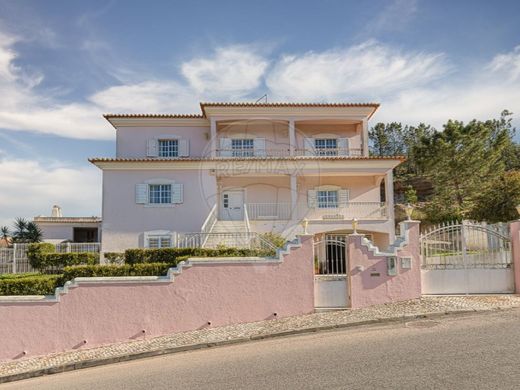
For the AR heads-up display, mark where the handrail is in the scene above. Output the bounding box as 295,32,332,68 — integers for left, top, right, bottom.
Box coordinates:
200,204,217,248
243,203,251,233
201,204,217,234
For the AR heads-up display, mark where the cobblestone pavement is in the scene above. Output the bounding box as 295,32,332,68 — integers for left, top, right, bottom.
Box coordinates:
1,295,520,380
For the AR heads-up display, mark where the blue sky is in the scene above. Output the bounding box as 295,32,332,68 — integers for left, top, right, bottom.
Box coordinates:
0,0,519,226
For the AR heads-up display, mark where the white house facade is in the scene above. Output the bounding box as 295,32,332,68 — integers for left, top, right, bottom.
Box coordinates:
90,102,404,253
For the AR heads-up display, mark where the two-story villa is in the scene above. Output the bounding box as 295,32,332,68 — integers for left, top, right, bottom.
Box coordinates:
90,102,404,253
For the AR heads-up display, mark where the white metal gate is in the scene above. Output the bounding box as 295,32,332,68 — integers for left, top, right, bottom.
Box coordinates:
313,235,349,308
420,221,513,294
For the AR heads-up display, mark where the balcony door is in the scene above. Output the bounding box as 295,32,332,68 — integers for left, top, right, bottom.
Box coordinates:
220,190,244,220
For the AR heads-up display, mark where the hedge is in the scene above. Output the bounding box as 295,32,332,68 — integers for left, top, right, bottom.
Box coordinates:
0,274,61,295
29,252,99,272
104,252,125,264
61,261,186,281
124,247,274,265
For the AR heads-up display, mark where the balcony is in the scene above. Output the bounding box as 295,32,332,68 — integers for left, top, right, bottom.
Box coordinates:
245,202,388,221
215,147,364,158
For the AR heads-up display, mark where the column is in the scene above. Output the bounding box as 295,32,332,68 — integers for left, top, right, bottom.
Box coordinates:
510,221,520,293
288,119,295,156
290,174,298,219
385,170,395,242
210,118,217,158
362,119,369,156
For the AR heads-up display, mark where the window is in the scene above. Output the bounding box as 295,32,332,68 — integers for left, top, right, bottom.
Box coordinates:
315,138,337,156
231,139,254,157
158,139,179,157
317,190,338,208
147,236,172,248
223,193,229,208
149,184,172,204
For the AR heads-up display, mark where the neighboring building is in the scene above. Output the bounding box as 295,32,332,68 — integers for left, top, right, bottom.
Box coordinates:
33,205,101,244
90,102,404,253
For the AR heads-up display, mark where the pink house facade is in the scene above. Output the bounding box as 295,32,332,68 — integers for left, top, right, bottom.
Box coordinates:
90,103,404,253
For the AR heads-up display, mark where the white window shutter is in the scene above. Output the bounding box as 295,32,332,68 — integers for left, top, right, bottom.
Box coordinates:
337,138,349,156
339,189,350,207
135,184,149,204
219,138,232,157
146,139,158,157
171,183,184,204
253,138,266,157
304,138,315,156
307,190,317,208
179,139,190,157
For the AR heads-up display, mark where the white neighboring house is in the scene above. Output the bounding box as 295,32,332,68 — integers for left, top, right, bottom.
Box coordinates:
33,205,101,244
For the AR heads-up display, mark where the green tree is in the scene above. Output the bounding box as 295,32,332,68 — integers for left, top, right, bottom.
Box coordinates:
469,171,520,222
0,226,9,242
25,222,43,243
12,218,42,243
416,112,512,222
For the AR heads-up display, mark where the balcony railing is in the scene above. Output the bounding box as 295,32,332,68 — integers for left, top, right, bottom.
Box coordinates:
216,148,290,158
299,202,387,221
244,202,388,221
247,203,292,220
215,147,364,158
294,148,363,157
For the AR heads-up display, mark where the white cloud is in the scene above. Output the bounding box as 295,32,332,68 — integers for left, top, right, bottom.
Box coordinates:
181,46,268,98
487,45,520,82
89,80,199,114
365,0,418,35
373,47,520,127
266,41,450,100
0,157,101,227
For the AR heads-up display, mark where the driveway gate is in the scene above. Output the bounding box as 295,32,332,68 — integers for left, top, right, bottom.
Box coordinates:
420,221,513,294
313,235,349,308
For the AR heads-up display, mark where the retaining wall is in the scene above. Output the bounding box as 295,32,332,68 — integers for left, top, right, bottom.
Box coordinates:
0,236,314,362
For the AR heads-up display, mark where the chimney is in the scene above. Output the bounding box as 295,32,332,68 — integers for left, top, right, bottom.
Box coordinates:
51,205,63,218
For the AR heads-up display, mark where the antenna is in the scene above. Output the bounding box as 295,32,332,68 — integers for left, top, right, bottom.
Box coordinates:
255,94,267,104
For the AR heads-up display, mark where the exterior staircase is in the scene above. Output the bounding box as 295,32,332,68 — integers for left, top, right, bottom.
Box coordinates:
202,220,250,248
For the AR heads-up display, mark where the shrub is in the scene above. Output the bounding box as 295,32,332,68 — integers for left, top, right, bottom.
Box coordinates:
29,252,99,272
0,274,61,295
103,252,125,264
124,247,274,265
0,272,41,280
62,261,184,281
27,242,55,264
259,232,286,248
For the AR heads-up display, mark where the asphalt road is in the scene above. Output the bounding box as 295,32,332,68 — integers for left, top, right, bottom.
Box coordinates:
3,309,520,390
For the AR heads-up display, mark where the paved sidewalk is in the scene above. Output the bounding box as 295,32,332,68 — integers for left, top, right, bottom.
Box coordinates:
1,295,520,383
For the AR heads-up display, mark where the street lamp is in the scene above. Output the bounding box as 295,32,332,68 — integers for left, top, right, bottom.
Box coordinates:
405,203,414,221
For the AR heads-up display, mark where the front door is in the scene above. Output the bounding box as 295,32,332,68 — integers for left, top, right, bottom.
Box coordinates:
221,190,244,220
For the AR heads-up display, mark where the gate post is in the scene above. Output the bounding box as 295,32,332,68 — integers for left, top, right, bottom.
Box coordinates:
510,220,520,293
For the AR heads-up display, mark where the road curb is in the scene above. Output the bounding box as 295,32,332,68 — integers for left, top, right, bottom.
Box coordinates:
0,307,512,384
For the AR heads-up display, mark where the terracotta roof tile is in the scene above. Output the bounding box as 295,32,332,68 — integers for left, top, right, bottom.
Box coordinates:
199,102,379,116
103,113,204,119
89,155,405,163
103,102,380,122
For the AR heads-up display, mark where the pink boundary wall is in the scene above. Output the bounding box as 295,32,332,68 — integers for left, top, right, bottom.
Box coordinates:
0,236,314,362
348,221,422,309
511,221,520,293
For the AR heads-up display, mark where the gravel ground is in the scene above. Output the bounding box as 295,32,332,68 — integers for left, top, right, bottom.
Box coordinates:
1,295,519,380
